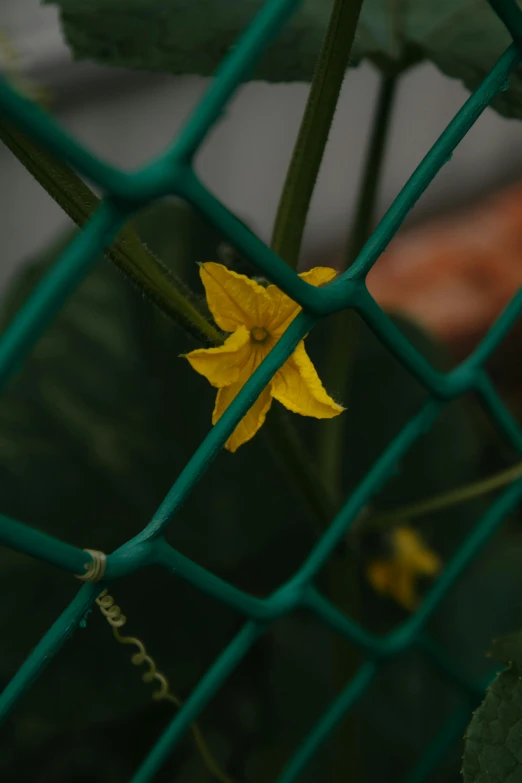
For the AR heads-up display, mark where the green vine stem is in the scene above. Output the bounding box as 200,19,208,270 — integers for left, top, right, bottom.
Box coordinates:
344,72,398,270
1,112,345,529
318,72,399,507
271,1,369,780
270,0,365,269
302,69,397,783
0,121,220,346
367,460,522,530
0,111,353,783
0,37,383,782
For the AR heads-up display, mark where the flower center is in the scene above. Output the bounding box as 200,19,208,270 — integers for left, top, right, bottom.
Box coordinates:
250,326,269,344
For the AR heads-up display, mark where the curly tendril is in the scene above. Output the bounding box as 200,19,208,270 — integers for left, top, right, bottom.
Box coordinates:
95,590,236,783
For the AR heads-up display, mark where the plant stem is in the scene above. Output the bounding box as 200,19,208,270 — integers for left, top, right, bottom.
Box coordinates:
318,72,398,506
344,72,398,270
0,121,221,346
272,2,369,779
367,461,522,530
0,118,339,549
1,58,366,782
315,71,397,783
270,0,365,268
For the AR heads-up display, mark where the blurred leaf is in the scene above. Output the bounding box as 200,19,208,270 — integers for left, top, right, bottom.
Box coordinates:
0,202,241,754
0,199,511,783
0,200,319,775
46,0,522,118
44,0,330,82
354,0,522,118
462,629,522,783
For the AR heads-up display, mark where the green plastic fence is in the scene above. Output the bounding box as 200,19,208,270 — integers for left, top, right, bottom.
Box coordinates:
1,0,522,781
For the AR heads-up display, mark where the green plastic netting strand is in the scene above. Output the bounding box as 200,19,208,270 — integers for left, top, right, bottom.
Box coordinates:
1,0,522,781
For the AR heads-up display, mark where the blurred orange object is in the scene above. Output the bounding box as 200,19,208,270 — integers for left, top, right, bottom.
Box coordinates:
367,182,522,357
363,182,522,397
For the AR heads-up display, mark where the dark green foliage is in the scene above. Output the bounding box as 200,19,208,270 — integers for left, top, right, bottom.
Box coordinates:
0,200,520,780
45,0,522,118
463,630,522,783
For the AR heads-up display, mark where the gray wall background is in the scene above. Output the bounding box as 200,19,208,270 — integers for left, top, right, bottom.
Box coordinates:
2,0,522,291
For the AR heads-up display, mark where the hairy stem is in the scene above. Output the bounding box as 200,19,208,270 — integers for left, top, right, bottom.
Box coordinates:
0,118,338,547
0,121,220,345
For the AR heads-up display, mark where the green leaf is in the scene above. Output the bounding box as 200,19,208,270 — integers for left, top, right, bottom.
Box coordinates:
0,201,509,782
0,202,317,762
45,0,522,118
463,631,522,783
43,0,330,82
353,0,522,120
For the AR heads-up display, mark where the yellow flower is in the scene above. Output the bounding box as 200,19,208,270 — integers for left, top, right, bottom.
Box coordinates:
184,262,344,452
365,527,442,611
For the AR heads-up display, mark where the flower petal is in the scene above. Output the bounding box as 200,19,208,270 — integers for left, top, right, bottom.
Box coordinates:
200,262,274,332
183,326,251,388
392,527,441,577
366,561,418,611
267,266,337,335
270,341,344,418
365,528,442,611
299,266,338,287
213,382,272,452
